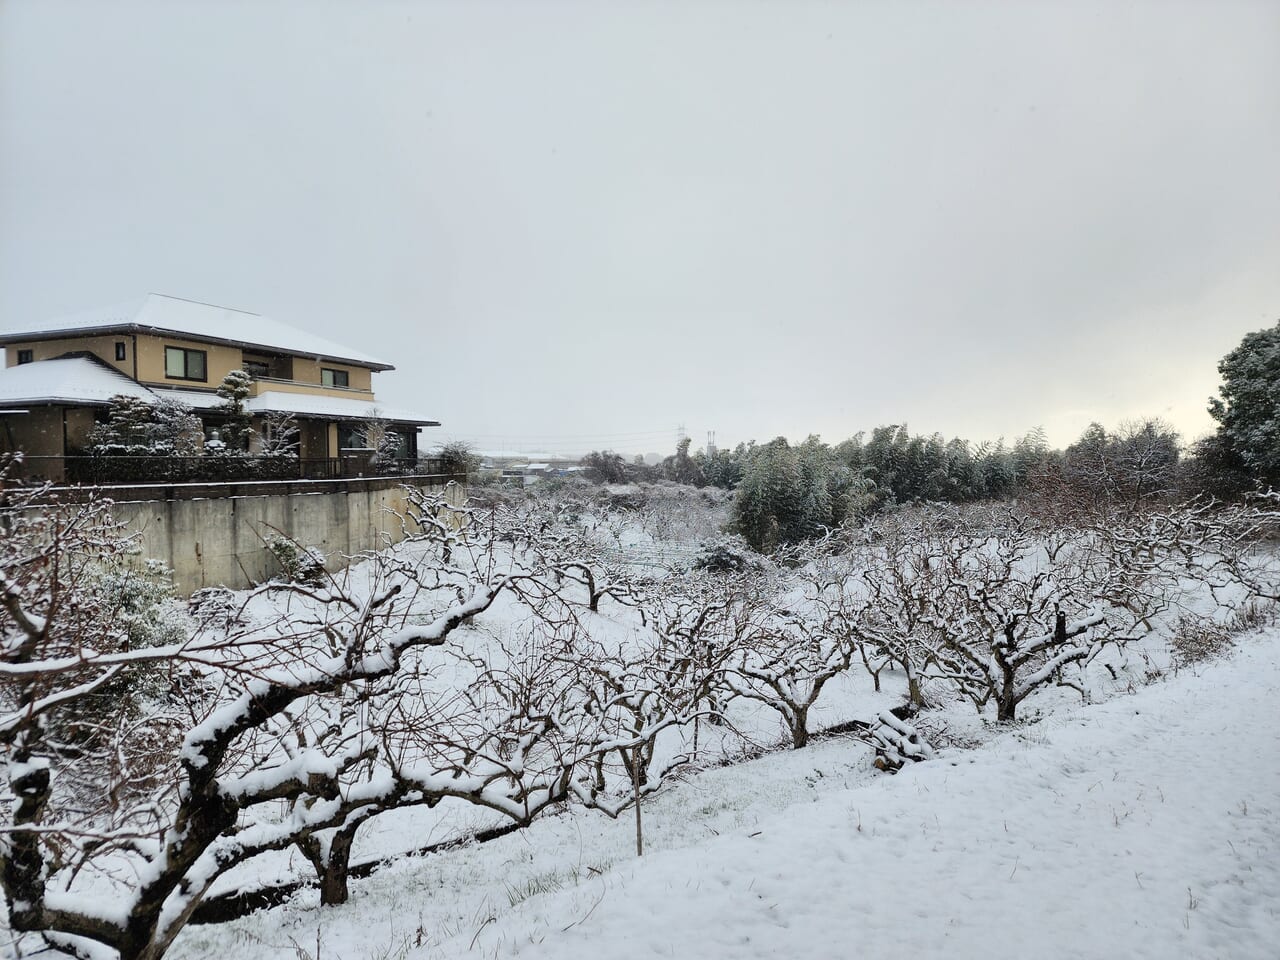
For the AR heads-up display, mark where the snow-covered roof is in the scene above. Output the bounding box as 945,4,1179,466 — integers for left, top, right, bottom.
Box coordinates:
0,361,438,425
0,357,153,406
159,388,436,425
0,294,394,371
245,391,438,426
153,388,227,411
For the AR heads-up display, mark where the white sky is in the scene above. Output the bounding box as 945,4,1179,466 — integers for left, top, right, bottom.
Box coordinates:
2,0,1278,457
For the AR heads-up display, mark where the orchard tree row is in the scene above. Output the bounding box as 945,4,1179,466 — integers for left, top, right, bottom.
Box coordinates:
3,465,1277,959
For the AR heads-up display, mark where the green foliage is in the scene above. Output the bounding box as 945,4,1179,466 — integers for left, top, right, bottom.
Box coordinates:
694,445,745,489
438,440,479,476
661,437,705,486
210,370,255,454
55,560,192,745
1182,433,1252,499
731,438,816,551
692,537,764,574
266,535,327,584
718,424,1056,551
1207,320,1280,486
582,450,628,484
86,394,202,457
216,369,253,405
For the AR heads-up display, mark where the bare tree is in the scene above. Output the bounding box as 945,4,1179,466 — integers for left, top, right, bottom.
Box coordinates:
713,558,861,750
0,487,546,960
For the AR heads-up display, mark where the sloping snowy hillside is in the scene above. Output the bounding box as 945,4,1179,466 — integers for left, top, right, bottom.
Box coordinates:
169,633,1279,960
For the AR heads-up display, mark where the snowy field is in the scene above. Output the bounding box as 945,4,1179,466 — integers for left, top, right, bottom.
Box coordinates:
169,632,1279,960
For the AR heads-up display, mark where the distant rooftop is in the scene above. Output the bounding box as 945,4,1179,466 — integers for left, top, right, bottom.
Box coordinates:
0,294,394,371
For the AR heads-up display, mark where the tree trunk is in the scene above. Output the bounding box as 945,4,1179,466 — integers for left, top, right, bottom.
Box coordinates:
619,744,649,787
997,675,1018,721
3,761,51,934
297,825,360,907
631,748,643,857
905,660,925,708
996,647,1018,722
319,830,355,906
790,707,810,749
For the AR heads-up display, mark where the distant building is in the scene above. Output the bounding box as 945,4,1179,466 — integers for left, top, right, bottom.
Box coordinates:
0,294,438,481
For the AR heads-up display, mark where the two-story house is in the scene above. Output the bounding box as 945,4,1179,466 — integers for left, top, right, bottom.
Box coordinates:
0,293,438,482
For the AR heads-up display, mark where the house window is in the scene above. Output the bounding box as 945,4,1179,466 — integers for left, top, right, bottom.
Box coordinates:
337,423,367,450
243,359,270,379
115,341,127,361
164,346,207,381
16,349,33,365
322,368,349,388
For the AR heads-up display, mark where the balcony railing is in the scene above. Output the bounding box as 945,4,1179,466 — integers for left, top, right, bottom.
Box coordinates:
13,455,461,486
248,376,374,396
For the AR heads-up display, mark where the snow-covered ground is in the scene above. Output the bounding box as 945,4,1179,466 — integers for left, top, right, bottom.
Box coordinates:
169,632,1279,960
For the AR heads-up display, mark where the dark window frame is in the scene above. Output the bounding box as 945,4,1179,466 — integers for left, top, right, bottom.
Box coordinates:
16,349,33,365
321,367,350,388
115,341,127,361
243,359,271,379
164,345,208,382
337,423,368,450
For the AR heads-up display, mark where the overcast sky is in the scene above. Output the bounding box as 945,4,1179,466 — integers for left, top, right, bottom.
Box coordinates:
2,0,1278,457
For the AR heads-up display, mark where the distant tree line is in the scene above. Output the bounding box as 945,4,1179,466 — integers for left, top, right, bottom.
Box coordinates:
579,319,1280,552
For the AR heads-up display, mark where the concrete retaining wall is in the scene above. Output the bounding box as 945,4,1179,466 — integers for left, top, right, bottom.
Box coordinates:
88,477,465,594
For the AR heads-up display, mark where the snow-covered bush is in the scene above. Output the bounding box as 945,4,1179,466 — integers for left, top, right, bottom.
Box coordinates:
437,439,479,477
691,536,762,574
187,585,245,631
85,393,203,460
265,534,327,584
208,369,256,455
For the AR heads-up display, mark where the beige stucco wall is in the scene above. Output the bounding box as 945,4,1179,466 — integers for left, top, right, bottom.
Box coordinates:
7,334,378,397
133,334,244,388
248,378,374,401
6,333,382,406
288,357,373,393
103,480,465,594
6,336,135,376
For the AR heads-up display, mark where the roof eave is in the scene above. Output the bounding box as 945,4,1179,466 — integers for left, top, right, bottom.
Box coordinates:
0,396,116,408
0,324,396,372
254,410,441,427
